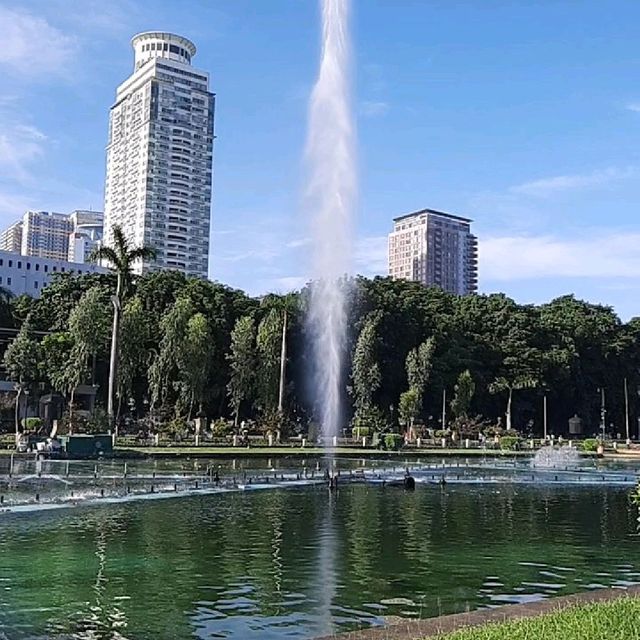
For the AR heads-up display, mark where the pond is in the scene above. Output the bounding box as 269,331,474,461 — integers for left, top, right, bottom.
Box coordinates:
0,460,639,639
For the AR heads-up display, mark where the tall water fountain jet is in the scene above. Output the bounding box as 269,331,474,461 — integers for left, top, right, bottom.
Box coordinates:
305,0,356,446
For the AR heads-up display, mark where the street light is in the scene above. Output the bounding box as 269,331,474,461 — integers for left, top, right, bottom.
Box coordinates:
597,387,606,441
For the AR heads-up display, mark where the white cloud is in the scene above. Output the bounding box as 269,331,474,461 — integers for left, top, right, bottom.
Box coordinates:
626,103,640,113
509,166,638,198
481,232,640,281
360,100,390,118
354,235,387,276
0,6,76,76
0,121,48,182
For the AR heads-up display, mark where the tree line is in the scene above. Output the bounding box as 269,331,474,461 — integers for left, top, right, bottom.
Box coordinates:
1,236,639,439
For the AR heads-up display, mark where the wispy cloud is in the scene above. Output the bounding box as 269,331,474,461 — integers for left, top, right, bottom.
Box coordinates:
509,166,638,198
481,231,640,281
0,121,48,182
360,100,390,118
0,6,76,77
625,103,640,113
354,235,387,276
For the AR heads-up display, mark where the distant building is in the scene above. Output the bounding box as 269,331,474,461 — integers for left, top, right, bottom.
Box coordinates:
0,250,106,298
388,208,478,295
67,210,104,263
103,31,215,277
0,210,104,265
0,222,23,253
21,210,73,261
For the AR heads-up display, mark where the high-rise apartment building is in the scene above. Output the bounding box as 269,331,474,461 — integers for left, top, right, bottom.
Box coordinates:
0,222,23,253
104,31,215,277
21,211,73,261
388,208,478,295
0,210,104,263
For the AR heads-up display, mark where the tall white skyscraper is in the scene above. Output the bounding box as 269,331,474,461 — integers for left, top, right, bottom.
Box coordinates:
388,208,478,295
104,32,215,277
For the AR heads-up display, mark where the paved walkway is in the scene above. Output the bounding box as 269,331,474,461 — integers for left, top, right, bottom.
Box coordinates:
319,585,640,640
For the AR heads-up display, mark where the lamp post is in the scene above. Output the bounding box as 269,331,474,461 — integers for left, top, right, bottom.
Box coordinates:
598,387,606,441
624,377,630,444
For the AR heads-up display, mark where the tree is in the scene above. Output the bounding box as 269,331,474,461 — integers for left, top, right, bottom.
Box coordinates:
350,313,382,426
451,370,475,420
68,287,111,385
256,308,283,415
3,319,40,436
398,388,420,429
406,337,436,399
227,316,256,427
179,313,212,417
41,332,85,428
89,225,156,428
148,296,194,416
117,296,150,418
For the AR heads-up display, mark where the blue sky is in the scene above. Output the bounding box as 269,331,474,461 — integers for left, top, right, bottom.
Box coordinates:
1,1,640,319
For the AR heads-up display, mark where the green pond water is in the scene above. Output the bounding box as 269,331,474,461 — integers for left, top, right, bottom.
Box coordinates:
1,462,639,639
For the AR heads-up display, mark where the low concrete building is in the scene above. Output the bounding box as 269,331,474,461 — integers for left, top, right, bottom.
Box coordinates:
0,250,106,298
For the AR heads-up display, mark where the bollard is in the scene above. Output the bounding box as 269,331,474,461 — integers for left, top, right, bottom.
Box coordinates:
362,436,367,448
66,461,70,477
233,434,238,447
123,462,127,478
94,464,98,479
127,486,130,494
151,485,155,493
441,438,446,449
529,439,534,449
268,434,274,447
613,442,618,451
465,438,470,449
333,435,338,447
152,471,156,479
35,493,40,502
416,437,421,449
9,453,13,478
100,488,104,498
302,438,307,448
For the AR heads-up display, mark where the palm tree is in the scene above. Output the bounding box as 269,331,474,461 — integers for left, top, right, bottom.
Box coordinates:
89,225,155,430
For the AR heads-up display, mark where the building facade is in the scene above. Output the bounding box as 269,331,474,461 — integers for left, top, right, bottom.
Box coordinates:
20,210,73,261
0,250,106,298
103,31,215,277
0,210,104,264
0,222,23,253
388,208,478,295
67,210,104,263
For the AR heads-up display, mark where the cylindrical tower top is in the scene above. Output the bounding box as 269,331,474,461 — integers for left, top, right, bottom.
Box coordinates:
131,32,196,70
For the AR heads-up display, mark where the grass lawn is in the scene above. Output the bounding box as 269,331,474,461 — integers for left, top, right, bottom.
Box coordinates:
433,597,640,640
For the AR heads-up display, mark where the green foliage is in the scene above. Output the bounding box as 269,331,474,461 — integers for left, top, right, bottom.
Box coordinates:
22,417,42,431
256,309,282,414
3,319,40,391
211,418,234,438
350,406,386,433
383,433,404,451
406,337,436,399
580,438,600,452
85,407,110,434
499,435,520,451
227,315,256,425
351,425,371,438
350,313,382,427
451,370,475,419
398,388,421,427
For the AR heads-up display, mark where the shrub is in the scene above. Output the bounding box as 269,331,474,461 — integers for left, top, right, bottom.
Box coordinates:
352,426,371,439
21,417,42,432
160,417,191,441
211,418,234,437
434,429,450,439
499,435,520,451
86,407,109,434
580,438,599,452
351,406,386,433
384,433,404,451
